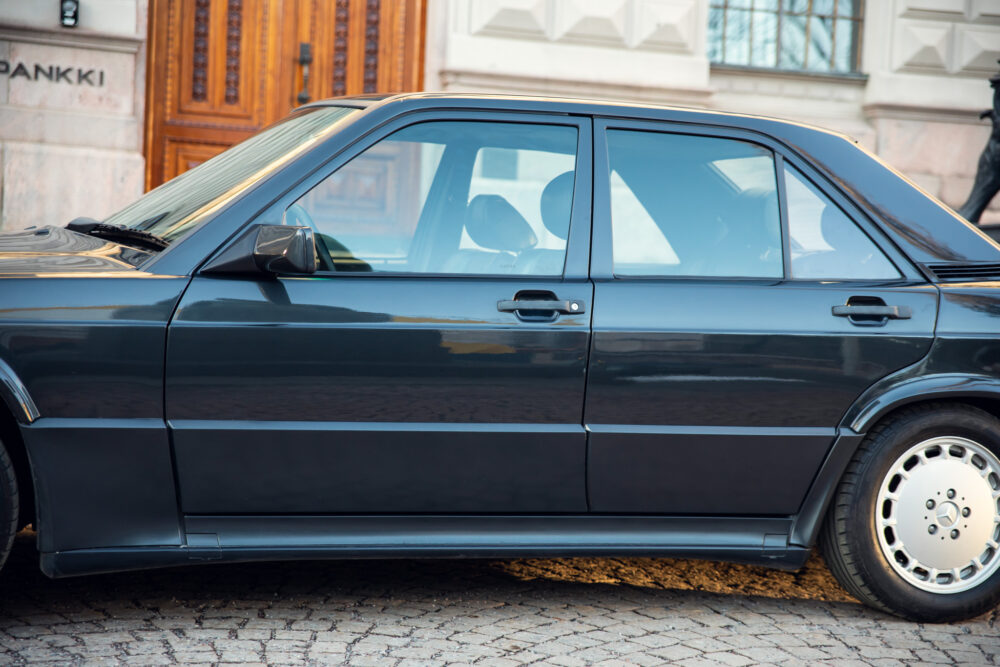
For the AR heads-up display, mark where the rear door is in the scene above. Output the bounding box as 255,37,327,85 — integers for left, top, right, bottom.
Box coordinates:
166,112,594,514
585,118,938,515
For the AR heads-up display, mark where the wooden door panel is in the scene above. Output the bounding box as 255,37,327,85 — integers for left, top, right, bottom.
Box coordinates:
173,0,261,122
165,140,229,178
145,0,425,190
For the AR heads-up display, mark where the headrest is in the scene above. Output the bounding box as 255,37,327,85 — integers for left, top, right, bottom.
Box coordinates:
820,204,854,250
465,195,538,252
737,187,781,244
540,171,575,241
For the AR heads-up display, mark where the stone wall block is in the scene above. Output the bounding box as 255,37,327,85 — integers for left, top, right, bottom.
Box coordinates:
970,0,1000,21
941,174,975,210
875,119,991,179
551,0,628,46
629,0,698,53
440,0,711,95
1,142,143,232
0,0,139,37
954,25,1000,75
6,41,136,116
898,0,966,17
892,19,951,73
469,0,548,40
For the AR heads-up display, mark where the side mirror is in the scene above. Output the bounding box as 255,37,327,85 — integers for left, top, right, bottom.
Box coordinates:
202,224,317,276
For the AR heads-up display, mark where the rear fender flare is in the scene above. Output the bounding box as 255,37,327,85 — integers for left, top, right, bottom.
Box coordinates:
844,373,1000,434
791,373,1000,547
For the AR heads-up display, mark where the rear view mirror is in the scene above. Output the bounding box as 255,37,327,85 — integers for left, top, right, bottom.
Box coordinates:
203,224,317,276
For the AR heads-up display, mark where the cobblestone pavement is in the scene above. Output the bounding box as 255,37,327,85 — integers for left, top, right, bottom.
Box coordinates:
0,533,998,666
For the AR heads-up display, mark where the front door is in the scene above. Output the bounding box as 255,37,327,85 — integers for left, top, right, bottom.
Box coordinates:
585,119,939,515
144,0,426,189
166,113,594,514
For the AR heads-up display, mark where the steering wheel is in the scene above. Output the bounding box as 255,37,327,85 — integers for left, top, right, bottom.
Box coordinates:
285,203,336,272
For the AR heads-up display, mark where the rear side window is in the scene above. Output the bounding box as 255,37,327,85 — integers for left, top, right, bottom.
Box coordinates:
606,130,782,278
785,164,900,280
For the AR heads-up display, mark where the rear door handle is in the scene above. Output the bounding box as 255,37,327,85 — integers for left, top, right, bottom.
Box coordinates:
497,299,586,314
832,305,912,319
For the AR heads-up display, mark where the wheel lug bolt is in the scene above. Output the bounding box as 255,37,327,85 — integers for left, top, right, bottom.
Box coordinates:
963,507,971,517
947,489,956,499
929,525,938,534
926,499,935,509
951,529,960,539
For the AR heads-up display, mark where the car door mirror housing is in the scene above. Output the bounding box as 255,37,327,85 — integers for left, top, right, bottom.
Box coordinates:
203,224,317,276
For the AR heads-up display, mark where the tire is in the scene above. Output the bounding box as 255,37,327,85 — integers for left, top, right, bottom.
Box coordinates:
820,402,1000,622
0,437,18,573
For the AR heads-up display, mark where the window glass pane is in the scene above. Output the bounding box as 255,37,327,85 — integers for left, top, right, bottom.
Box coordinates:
723,9,751,64
779,13,806,69
708,8,724,62
806,15,834,71
785,164,900,280
607,130,782,279
750,11,778,68
290,121,577,276
813,0,835,14
834,18,857,71
837,0,858,16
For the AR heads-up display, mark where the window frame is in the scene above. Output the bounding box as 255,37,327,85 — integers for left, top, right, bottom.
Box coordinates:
591,117,920,285
251,110,593,281
708,0,865,75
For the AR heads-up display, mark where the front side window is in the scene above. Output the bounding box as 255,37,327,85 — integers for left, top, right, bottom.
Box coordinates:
708,0,863,73
288,121,578,276
785,164,900,280
607,130,782,279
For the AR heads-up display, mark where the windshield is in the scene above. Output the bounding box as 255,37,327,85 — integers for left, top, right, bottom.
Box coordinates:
102,106,359,245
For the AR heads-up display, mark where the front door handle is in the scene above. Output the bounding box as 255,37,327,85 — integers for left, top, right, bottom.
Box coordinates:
497,299,586,314
832,304,912,319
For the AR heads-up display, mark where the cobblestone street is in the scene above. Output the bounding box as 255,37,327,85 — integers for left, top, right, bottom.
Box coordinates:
0,533,997,666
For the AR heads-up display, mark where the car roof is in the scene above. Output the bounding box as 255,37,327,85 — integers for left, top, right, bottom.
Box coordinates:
306,91,852,143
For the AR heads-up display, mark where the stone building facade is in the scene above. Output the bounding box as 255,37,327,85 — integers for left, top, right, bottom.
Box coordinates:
0,0,998,231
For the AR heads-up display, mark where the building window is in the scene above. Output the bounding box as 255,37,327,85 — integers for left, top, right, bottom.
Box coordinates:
708,1,863,74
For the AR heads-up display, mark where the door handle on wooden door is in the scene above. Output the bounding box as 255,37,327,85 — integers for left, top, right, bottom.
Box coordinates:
296,42,312,104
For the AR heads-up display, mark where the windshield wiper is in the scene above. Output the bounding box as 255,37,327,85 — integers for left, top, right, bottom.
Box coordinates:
66,217,169,252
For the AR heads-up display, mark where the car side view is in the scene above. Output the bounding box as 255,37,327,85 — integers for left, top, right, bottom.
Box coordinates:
2,93,1000,623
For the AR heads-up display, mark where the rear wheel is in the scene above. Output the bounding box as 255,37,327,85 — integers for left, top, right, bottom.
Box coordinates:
0,437,19,572
821,403,1000,622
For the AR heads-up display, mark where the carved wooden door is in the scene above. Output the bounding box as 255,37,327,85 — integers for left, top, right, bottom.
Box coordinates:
144,0,425,190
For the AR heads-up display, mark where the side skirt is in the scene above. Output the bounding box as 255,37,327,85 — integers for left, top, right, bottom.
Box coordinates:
40,515,810,577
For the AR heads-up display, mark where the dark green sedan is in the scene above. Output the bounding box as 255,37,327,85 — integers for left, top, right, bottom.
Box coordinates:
1,94,999,622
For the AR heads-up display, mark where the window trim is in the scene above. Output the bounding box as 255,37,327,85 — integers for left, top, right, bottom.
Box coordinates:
591,117,920,284
241,110,594,282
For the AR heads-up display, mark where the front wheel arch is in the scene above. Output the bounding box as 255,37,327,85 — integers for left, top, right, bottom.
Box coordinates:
0,405,34,531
